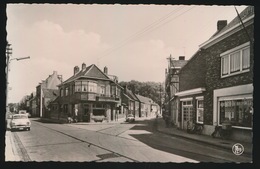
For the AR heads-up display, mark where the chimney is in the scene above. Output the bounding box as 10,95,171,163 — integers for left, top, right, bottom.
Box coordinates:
104,66,108,75
82,63,86,70
179,56,185,60
217,20,227,31
74,66,79,75
124,85,128,93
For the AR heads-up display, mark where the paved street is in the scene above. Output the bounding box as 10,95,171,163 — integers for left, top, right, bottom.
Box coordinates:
6,117,251,162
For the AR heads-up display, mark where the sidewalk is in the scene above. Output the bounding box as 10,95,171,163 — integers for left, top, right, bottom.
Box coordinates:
5,127,20,161
155,118,252,157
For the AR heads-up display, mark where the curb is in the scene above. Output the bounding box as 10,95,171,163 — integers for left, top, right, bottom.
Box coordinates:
5,131,20,161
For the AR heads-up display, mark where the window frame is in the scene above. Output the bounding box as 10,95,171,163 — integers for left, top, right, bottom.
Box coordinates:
220,42,250,78
196,99,204,124
218,95,253,129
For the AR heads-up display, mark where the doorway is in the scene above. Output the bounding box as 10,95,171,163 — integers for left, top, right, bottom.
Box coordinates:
182,100,193,130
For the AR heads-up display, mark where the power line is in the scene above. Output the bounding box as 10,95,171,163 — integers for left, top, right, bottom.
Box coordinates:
97,6,184,60
234,6,253,44
98,6,195,60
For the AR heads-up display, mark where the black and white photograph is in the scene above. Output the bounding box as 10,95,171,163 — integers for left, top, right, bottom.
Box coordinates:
4,3,253,163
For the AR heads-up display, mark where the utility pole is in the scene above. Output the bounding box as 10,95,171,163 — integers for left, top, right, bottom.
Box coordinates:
159,83,162,115
6,42,30,113
6,43,12,112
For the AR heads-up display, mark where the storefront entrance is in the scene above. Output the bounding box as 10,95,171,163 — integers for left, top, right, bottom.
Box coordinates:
182,100,193,130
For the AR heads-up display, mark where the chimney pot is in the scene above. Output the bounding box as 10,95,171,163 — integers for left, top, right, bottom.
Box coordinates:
217,20,227,31
82,63,86,70
179,56,185,60
104,66,108,75
74,66,79,75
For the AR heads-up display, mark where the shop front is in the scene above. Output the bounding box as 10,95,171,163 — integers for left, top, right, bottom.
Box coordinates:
213,84,253,142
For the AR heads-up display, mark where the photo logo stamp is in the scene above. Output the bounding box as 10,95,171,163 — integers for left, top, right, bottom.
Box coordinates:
232,143,244,155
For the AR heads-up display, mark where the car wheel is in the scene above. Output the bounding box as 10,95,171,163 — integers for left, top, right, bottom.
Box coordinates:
11,128,14,132
27,127,30,131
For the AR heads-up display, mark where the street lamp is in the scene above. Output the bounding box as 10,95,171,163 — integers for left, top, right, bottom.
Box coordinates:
6,42,30,112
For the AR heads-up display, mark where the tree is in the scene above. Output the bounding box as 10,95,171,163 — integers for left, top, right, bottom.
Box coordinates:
119,80,165,105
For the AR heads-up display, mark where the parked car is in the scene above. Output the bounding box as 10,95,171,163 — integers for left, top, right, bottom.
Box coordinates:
10,114,31,131
18,110,31,117
126,114,135,122
92,116,105,122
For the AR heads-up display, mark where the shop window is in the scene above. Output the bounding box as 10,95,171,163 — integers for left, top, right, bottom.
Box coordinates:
219,97,253,128
196,100,204,124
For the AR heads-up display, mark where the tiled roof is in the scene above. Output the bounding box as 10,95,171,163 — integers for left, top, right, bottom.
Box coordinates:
170,60,188,68
126,89,139,101
61,64,111,85
42,89,59,100
136,94,152,104
207,6,254,41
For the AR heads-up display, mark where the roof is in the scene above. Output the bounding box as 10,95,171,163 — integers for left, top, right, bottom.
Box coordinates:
214,6,254,38
126,88,139,101
60,64,111,85
135,94,152,104
170,60,188,69
42,89,59,100
201,6,254,48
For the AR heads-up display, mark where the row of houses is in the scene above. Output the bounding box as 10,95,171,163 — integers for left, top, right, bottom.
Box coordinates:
23,63,159,123
164,6,254,142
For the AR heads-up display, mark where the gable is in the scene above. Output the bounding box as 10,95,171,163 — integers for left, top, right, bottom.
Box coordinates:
85,65,110,80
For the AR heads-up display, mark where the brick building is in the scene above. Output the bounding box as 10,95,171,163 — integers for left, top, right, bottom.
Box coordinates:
175,50,207,130
52,63,122,122
199,6,254,142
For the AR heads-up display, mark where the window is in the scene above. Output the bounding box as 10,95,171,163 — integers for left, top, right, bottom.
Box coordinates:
219,97,253,128
100,85,105,96
65,87,69,96
221,42,250,77
60,89,63,97
89,82,97,93
82,81,88,92
75,81,81,92
196,100,204,124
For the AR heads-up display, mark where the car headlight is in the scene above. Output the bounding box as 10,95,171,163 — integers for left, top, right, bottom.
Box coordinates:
11,122,16,126
27,122,30,125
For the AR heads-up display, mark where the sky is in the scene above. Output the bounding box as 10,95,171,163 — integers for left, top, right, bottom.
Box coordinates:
6,4,247,103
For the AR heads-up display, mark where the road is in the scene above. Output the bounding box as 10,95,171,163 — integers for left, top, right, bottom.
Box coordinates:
8,118,251,162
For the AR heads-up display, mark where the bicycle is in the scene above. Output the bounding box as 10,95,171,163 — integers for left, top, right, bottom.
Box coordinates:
187,121,203,134
211,126,232,140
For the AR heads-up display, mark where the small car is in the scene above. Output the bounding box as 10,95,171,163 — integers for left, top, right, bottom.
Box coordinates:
126,114,135,122
10,114,31,131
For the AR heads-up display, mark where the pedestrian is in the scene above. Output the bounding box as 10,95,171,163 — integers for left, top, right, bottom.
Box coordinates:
74,108,78,123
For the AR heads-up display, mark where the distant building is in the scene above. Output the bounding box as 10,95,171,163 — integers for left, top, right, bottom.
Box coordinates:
36,71,63,117
121,86,139,118
135,94,153,118
164,55,188,125
52,63,122,122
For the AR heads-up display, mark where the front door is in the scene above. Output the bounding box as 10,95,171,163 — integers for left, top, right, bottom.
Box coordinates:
182,100,193,130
